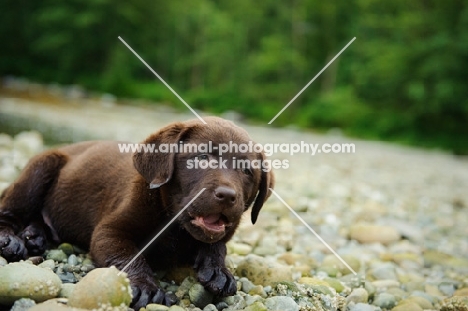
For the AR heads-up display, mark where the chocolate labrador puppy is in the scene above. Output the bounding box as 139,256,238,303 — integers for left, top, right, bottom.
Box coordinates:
0,117,274,309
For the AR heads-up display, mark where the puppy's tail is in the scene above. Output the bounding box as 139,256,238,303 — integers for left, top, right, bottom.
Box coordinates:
0,151,68,231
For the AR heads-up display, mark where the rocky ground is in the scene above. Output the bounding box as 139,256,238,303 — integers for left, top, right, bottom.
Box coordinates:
0,80,468,311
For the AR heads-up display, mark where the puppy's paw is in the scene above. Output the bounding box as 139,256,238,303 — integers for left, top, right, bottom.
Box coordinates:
19,224,48,256
197,266,237,297
0,230,27,261
131,283,178,309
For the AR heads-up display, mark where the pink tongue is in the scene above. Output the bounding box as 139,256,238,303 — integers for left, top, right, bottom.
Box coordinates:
203,214,221,225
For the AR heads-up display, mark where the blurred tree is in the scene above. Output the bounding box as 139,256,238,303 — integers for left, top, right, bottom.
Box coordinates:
0,0,466,152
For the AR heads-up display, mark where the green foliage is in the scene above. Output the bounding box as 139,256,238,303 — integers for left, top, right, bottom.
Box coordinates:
0,0,467,153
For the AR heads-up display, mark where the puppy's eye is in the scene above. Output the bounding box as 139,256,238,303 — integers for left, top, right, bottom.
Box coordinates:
242,167,253,176
196,154,209,161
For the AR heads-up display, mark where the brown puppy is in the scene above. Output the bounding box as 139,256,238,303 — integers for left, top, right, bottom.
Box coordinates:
0,117,274,309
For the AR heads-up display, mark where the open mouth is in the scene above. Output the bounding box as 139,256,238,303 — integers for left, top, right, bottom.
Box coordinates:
190,213,232,234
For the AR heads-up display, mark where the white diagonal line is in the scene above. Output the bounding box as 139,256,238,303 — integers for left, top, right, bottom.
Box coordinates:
118,188,206,275
268,37,356,124
269,188,357,275
118,36,206,124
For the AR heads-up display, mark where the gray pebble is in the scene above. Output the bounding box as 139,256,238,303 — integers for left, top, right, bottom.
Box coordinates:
59,283,76,298
10,298,36,311
46,249,67,262
215,302,229,310
68,254,78,266
80,264,95,272
245,294,263,306
189,283,214,308
372,293,396,309
57,243,74,256
410,290,438,304
146,304,169,311
264,296,299,311
202,304,218,311
438,281,456,296
347,288,369,304
348,302,380,311
223,294,247,311
38,259,55,270
58,271,77,283
240,277,256,293
371,263,397,280
0,256,7,266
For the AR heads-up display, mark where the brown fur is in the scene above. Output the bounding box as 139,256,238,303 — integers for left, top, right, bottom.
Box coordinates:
0,117,274,308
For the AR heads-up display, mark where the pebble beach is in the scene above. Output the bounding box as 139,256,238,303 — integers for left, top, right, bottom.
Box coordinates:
0,82,467,311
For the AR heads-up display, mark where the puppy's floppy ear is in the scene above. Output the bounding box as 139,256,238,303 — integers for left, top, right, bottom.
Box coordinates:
133,122,187,188
251,163,275,224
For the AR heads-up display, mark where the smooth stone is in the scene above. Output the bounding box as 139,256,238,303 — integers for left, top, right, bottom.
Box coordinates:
175,276,196,299
38,259,55,270
347,288,369,304
188,283,214,308
215,302,229,310
146,304,170,311
57,272,76,283
244,301,268,311
322,254,361,275
67,254,78,266
264,296,299,311
68,267,132,309
411,290,439,304
59,283,75,298
0,256,7,267
372,293,397,309
391,302,423,311
370,263,398,280
0,262,62,305
222,294,246,311
236,254,292,286
385,287,407,300
57,243,74,256
400,296,433,309
46,250,67,263
245,294,263,306
202,304,217,311
371,280,400,290
350,224,401,244
168,306,185,311
439,281,456,296
240,277,256,293
324,277,345,293
317,266,339,277
248,285,267,297
348,303,379,311
228,242,253,255
455,288,468,296
28,299,88,310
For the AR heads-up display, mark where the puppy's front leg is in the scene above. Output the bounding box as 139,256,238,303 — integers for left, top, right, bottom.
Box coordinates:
194,242,237,297
90,225,176,309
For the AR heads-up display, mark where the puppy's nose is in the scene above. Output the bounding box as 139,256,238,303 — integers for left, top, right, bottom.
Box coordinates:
214,186,236,205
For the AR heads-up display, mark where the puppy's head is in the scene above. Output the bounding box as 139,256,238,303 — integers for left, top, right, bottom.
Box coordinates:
133,117,274,243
